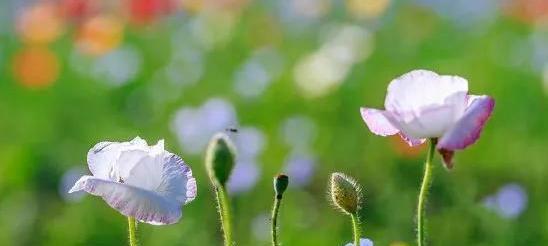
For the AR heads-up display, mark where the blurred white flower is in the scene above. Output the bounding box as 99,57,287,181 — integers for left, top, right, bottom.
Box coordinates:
251,213,271,241
233,48,284,99
280,115,317,152
92,46,142,87
294,24,373,97
69,137,197,225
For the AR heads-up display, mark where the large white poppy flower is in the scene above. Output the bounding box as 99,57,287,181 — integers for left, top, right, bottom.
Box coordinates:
69,137,197,225
360,70,495,168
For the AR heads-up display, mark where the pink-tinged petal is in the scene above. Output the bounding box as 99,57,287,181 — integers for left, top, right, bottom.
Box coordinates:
438,149,455,169
69,175,183,225
360,107,400,136
399,133,426,147
437,95,494,151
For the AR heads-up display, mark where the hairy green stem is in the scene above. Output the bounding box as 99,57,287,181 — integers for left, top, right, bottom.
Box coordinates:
351,214,360,246
271,196,282,246
127,217,138,246
417,139,436,246
215,187,233,246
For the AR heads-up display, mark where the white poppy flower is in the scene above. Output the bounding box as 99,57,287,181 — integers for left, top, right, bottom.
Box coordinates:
69,137,197,225
361,70,495,168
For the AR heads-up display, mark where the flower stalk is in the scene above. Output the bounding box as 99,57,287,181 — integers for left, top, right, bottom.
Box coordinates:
351,214,360,246
206,133,237,246
417,139,436,246
127,217,138,246
215,186,233,246
271,174,289,246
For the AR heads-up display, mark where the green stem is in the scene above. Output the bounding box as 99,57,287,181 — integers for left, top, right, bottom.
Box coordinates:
215,187,233,246
351,214,360,246
127,217,138,246
271,196,282,246
417,139,436,246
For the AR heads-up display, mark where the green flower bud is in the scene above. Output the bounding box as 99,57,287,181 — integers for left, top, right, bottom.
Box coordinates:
329,172,362,215
274,174,289,199
205,133,236,187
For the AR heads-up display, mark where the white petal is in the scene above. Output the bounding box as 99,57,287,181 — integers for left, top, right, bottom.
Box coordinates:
125,152,197,204
384,70,468,138
69,176,182,225
87,137,149,180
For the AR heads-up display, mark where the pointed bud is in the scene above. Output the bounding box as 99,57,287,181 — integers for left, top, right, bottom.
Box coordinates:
274,174,289,199
205,133,236,187
329,172,362,215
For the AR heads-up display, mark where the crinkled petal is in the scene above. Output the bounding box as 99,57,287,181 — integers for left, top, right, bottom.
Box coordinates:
360,108,400,136
69,176,182,225
437,95,495,150
126,153,197,204
87,137,149,180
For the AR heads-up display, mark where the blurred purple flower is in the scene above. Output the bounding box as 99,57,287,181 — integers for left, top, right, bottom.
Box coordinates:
171,98,238,154
345,238,374,246
415,0,500,27
227,161,260,194
483,183,528,219
283,152,316,187
227,127,266,195
59,167,87,203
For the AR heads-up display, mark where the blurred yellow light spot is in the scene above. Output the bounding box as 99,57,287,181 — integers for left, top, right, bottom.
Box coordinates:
346,0,390,19
76,15,124,56
16,2,64,44
12,47,60,89
389,242,409,246
181,0,204,13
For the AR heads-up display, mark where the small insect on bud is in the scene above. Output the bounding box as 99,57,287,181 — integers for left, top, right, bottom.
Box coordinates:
329,172,362,215
274,174,289,199
205,133,237,187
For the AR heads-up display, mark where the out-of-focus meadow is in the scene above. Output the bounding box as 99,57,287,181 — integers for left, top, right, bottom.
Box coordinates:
0,0,546,245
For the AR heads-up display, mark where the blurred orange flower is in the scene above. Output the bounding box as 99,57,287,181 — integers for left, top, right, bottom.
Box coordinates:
390,135,425,158
505,0,548,23
12,47,60,89
76,15,124,56
16,2,64,44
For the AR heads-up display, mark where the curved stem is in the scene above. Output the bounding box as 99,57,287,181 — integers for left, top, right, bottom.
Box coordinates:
127,217,138,246
271,196,282,246
351,214,360,246
417,139,436,246
215,187,233,246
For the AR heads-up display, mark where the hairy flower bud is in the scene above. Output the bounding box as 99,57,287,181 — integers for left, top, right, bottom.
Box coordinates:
205,133,236,187
329,172,362,215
